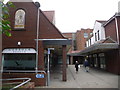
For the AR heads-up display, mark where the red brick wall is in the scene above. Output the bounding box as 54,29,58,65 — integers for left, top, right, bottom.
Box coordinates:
2,2,38,49
104,19,117,42
105,50,119,74
2,2,65,50
2,72,46,86
76,29,93,51
117,17,120,44
2,1,66,86
21,82,35,88
39,10,64,39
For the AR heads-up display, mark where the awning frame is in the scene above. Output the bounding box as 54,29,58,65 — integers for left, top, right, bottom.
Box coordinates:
2,48,36,54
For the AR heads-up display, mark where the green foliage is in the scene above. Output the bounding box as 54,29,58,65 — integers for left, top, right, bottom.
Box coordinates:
0,1,15,37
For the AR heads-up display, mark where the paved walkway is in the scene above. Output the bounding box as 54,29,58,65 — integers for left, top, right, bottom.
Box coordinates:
36,65,119,88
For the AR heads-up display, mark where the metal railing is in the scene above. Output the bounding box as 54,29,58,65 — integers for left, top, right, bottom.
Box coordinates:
1,78,31,90
2,70,46,73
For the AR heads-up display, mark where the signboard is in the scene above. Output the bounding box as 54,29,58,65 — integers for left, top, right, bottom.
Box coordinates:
36,74,44,78
48,49,50,54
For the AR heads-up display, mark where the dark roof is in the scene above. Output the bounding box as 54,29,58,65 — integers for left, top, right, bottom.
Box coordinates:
103,13,120,26
96,20,107,24
68,43,119,56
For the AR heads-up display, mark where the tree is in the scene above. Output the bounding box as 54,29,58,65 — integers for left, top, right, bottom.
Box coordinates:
0,1,14,36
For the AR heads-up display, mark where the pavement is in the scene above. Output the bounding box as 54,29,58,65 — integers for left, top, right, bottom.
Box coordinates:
36,65,119,88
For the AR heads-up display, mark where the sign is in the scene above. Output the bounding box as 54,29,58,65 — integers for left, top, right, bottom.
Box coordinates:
36,74,44,78
48,49,50,54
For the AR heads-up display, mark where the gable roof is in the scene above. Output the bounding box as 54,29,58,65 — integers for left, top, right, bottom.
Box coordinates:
40,10,66,39
103,13,120,26
96,20,107,24
62,33,73,39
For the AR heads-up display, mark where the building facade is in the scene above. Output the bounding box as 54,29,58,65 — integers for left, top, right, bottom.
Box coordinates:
86,21,106,47
80,13,120,74
76,28,93,50
67,29,93,64
2,1,71,86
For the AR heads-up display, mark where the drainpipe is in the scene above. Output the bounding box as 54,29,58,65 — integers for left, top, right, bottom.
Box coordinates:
35,2,40,73
115,15,120,44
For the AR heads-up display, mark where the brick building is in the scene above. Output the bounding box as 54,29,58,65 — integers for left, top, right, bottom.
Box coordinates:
76,28,93,51
78,13,120,74
2,0,71,86
66,29,93,64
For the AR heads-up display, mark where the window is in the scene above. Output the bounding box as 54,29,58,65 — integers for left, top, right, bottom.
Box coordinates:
98,30,100,40
84,33,88,38
14,9,25,29
95,33,97,41
90,38,91,45
3,54,36,70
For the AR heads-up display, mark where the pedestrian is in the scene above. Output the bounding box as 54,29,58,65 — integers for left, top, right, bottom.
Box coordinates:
75,61,79,73
83,59,89,72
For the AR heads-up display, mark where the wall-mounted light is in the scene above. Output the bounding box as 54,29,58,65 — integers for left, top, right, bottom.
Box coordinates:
17,41,21,46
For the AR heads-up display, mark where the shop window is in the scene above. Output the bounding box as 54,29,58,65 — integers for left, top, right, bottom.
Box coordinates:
99,53,106,69
3,54,36,70
14,9,25,29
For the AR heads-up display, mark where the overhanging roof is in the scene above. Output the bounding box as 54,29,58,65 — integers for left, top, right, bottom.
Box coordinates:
68,43,119,56
2,48,36,54
37,39,72,45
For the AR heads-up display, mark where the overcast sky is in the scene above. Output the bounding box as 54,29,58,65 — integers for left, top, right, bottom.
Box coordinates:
5,0,120,33
34,0,120,33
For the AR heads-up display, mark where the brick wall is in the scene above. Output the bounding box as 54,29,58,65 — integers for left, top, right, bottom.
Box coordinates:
104,19,117,42
105,50,119,74
2,72,46,86
21,82,35,88
76,29,93,51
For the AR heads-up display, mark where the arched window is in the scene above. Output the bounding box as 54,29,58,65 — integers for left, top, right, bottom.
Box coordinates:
14,9,25,29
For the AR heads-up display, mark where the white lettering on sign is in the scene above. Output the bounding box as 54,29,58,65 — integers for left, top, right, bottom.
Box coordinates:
36,74,44,78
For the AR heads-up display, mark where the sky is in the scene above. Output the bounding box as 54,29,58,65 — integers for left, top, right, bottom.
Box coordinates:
4,0,120,33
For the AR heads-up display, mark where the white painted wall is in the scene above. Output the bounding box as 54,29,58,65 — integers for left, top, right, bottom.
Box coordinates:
86,21,106,47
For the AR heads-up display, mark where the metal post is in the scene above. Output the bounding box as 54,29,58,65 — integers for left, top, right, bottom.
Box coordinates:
47,48,54,86
36,4,40,73
1,55,4,73
47,49,50,86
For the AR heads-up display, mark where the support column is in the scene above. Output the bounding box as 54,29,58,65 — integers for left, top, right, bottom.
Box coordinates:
38,41,44,70
62,45,67,81
92,54,95,67
97,54,100,68
70,56,73,65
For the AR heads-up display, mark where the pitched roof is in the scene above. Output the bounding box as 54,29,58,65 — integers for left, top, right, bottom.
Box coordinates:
96,20,107,24
103,13,120,26
62,33,73,39
43,11,55,24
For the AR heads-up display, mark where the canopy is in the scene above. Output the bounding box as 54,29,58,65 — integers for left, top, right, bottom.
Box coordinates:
2,48,36,54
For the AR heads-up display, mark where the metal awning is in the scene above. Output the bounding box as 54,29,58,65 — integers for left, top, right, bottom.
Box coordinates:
36,39,72,45
2,48,36,54
68,43,119,56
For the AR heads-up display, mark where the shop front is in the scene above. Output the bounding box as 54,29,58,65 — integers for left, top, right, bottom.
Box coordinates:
2,48,36,70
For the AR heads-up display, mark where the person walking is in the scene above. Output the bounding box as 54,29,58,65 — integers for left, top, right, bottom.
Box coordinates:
84,59,89,72
75,61,79,73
